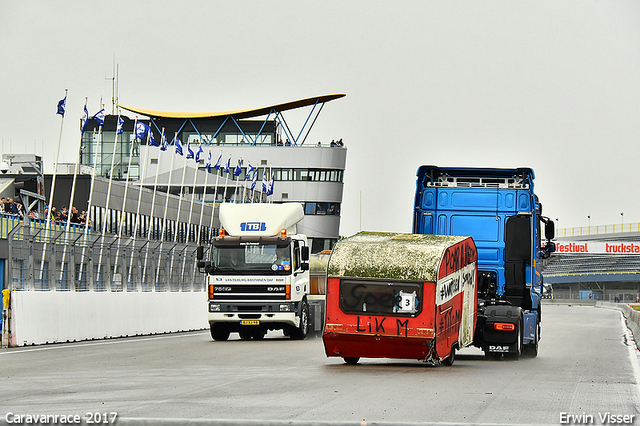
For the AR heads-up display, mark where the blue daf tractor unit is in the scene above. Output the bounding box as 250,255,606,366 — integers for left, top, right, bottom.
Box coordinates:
413,166,555,358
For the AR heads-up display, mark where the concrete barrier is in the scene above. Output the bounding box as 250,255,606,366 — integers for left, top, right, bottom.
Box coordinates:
595,301,640,349
9,290,208,346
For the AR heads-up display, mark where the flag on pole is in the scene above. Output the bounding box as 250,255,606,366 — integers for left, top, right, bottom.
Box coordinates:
92,109,105,127
80,105,89,134
57,96,66,116
195,145,204,163
175,136,183,156
135,122,149,140
224,157,231,173
186,142,194,159
267,175,275,196
214,153,222,170
245,163,254,180
160,130,167,151
148,130,159,147
234,160,242,177
205,150,212,172
251,169,258,190
262,172,268,192
116,117,124,135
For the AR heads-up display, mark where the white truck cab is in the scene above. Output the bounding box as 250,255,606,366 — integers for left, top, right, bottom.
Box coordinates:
197,203,311,341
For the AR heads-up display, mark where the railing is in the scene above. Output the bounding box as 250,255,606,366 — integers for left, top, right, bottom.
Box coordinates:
556,222,640,238
6,223,206,293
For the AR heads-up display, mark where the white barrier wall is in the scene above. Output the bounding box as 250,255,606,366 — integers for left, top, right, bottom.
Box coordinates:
9,291,208,346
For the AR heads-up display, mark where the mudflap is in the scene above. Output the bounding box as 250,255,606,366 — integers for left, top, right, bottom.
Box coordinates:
480,304,522,355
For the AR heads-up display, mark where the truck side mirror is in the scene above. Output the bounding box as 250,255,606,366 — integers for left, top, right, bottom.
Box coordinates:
541,241,556,259
541,216,555,240
301,246,309,261
300,262,309,271
196,246,204,261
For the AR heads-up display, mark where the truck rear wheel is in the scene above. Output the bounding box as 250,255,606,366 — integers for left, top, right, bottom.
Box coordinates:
343,357,360,365
290,301,309,340
210,324,230,341
510,320,523,360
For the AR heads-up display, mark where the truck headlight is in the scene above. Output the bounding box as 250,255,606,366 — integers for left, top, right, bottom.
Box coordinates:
279,304,291,312
209,304,221,312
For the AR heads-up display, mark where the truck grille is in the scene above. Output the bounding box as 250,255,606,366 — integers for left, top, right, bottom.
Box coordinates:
211,284,288,301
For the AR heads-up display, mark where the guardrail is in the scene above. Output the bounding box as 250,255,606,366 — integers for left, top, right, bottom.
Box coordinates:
556,222,640,238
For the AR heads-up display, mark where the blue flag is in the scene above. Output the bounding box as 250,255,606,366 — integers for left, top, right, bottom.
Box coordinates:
175,136,183,156
57,96,66,116
251,169,258,190
135,122,149,140
205,150,212,172
116,117,124,135
267,175,275,196
234,160,242,177
245,163,254,180
224,157,231,173
262,172,268,193
148,130,159,147
186,142,194,159
195,145,204,163
92,109,105,127
160,131,167,151
80,105,89,134
214,153,222,170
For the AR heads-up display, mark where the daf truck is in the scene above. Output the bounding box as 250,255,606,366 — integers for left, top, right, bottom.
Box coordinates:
197,203,311,341
413,166,555,358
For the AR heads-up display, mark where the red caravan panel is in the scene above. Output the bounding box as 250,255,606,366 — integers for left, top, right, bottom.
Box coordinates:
435,237,478,360
324,277,437,360
322,231,478,364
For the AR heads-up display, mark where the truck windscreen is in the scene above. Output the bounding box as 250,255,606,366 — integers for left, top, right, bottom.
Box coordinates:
212,244,292,275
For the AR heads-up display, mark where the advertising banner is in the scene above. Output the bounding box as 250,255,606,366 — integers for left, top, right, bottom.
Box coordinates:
555,241,640,254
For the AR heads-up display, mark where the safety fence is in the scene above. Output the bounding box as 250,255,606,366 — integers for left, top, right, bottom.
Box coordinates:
6,223,205,293
557,222,640,238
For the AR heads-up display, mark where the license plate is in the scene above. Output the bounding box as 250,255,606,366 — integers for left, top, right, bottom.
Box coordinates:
241,320,260,325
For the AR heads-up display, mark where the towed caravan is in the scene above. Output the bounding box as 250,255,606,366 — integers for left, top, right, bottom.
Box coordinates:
322,232,477,365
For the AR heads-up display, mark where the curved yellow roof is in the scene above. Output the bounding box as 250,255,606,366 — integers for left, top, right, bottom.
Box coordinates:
117,94,345,119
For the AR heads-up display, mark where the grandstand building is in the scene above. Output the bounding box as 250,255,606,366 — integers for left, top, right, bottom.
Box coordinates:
75,94,347,252
542,229,640,302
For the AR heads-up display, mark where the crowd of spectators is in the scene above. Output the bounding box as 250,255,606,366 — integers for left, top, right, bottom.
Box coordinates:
1,197,90,227
0,197,26,218
42,205,90,225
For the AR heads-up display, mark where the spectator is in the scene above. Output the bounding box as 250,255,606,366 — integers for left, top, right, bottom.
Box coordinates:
330,139,337,147
337,138,344,147
69,206,81,224
0,197,5,214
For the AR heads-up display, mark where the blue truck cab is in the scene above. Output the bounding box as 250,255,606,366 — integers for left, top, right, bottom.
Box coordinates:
413,166,555,358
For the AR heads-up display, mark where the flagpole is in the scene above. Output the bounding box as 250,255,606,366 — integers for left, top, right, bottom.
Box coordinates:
181,143,202,282
40,89,67,283
155,132,179,286
59,97,88,286
142,127,164,283
80,103,104,287
233,158,242,203
173,148,188,244
127,126,152,289
222,154,231,203
113,116,138,285
96,112,122,289
196,149,211,245
208,151,222,240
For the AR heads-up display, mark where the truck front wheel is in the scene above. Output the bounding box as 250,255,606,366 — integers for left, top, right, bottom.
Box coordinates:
442,344,457,366
210,324,230,341
290,301,309,340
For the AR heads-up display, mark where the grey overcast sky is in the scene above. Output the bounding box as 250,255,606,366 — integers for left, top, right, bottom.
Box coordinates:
1,1,640,237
